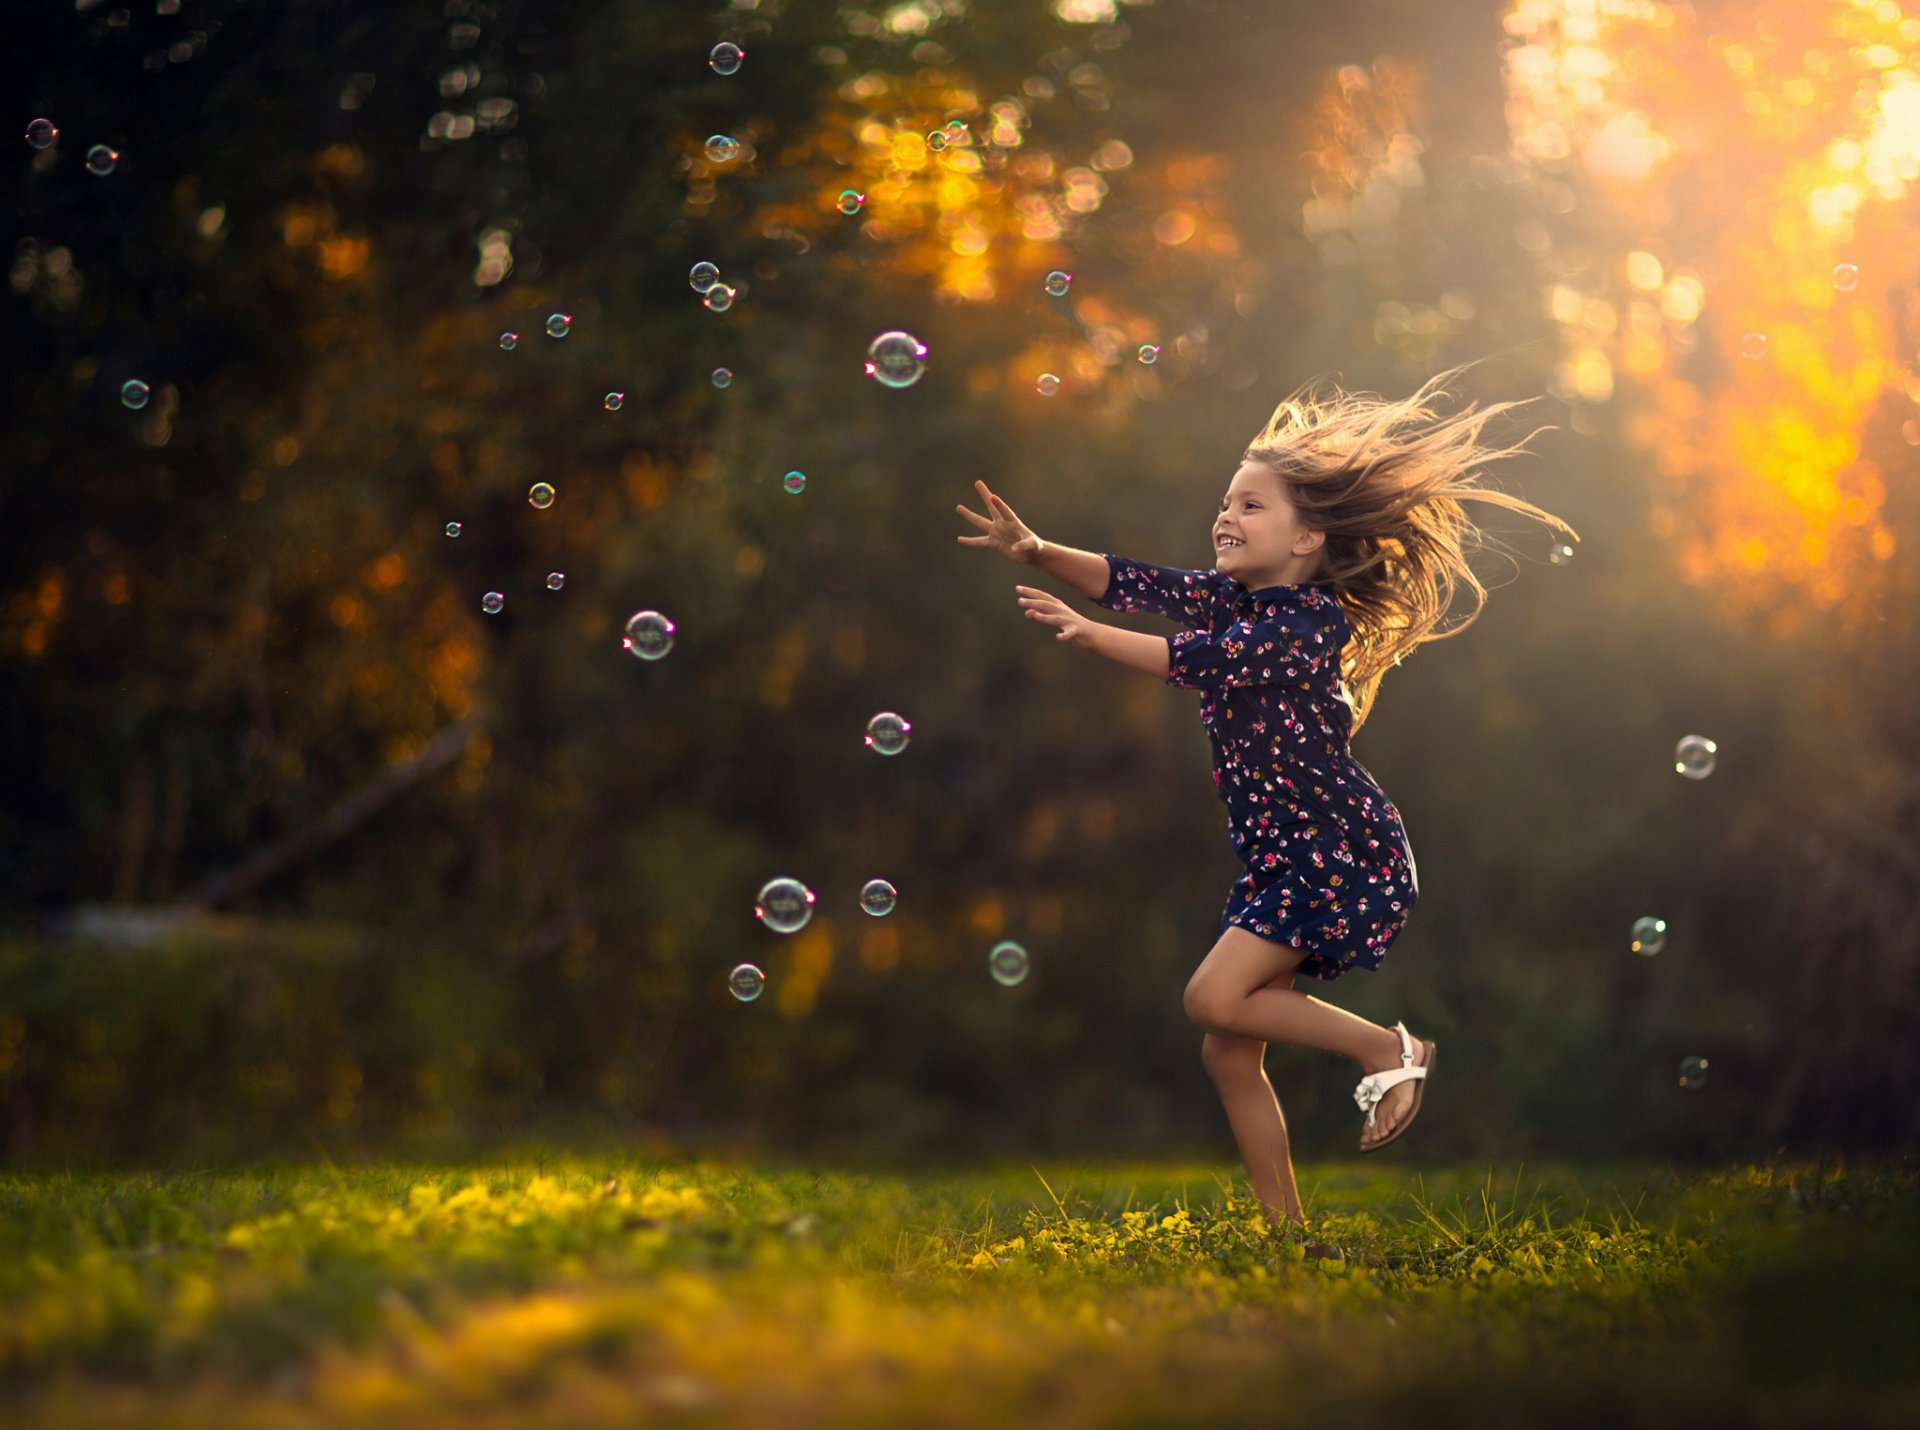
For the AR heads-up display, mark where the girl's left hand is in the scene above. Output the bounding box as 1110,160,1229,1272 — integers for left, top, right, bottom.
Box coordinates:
1015,585,1098,648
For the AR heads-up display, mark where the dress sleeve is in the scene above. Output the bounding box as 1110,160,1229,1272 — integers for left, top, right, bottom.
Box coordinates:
1089,554,1233,628
1165,589,1349,692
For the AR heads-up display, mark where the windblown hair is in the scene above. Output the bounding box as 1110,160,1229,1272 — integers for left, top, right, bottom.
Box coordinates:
1244,360,1579,736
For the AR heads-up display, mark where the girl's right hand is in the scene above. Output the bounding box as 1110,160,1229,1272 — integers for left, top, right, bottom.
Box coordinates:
955,479,1043,565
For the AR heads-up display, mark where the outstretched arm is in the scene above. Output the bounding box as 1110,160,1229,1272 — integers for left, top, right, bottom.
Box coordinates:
1015,585,1172,680
1029,539,1111,601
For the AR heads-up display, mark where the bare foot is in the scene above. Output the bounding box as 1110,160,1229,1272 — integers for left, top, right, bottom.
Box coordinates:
1357,1033,1425,1150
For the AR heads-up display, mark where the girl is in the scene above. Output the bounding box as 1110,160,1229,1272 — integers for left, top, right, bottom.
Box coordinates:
955,363,1578,1250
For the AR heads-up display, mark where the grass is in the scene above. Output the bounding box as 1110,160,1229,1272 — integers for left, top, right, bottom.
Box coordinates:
0,1154,1915,1426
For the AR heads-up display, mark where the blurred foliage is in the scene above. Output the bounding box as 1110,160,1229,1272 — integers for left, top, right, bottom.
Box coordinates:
3,0,1917,1166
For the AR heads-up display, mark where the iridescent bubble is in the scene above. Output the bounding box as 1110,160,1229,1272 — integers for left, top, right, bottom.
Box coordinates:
546,312,572,339
728,962,765,1002
120,379,151,410
690,261,720,293
709,41,744,76
755,877,816,934
85,145,120,177
705,134,741,163
604,391,625,412
1674,734,1717,780
943,120,969,146
445,521,462,538
1044,270,1072,297
859,879,897,917
925,130,947,152
864,711,911,756
712,367,733,388
482,591,505,615
25,118,58,150
1036,373,1061,396
1677,1055,1709,1091
1137,344,1160,364
864,330,928,389
1630,916,1667,956
499,331,519,351
703,283,736,313
836,189,866,216
623,609,675,660
989,941,1030,987
528,481,556,508
546,572,565,591
1549,542,1574,566
783,471,807,495
1832,263,1859,292
1739,332,1767,360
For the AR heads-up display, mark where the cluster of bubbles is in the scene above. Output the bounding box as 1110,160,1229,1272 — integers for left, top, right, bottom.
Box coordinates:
690,260,736,313
705,134,741,164
24,119,120,177
1626,734,1721,1089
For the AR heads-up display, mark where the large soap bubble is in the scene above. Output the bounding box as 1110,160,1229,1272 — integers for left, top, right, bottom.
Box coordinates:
709,42,744,76
755,877,816,934
864,331,928,389
989,941,1031,986
864,711,911,755
623,610,676,660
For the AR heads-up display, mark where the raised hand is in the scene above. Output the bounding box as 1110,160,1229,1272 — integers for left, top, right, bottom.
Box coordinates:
1015,584,1098,648
955,479,1042,565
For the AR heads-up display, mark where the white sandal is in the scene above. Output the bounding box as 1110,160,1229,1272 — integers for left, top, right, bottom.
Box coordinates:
1353,1020,1435,1152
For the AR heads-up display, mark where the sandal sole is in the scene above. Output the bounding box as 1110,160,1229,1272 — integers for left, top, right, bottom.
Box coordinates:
1359,1037,1435,1153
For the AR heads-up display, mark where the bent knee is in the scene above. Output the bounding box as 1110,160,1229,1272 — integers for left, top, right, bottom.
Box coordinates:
1200,1030,1263,1081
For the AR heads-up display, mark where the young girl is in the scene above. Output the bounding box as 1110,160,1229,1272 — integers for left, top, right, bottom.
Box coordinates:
956,363,1578,1249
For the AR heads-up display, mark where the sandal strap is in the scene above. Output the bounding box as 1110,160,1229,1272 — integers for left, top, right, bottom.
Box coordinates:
1353,1064,1427,1111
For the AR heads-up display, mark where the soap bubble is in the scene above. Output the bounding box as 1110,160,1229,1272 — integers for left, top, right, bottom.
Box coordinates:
546,572,565,591
755,877,816,934
120,379,151,410
1630,916,1667,956
528,482,556,508
783,471,807,495
1036,373,1061,396
689,261,720,293
1549,542,1574,565
445,521,462,538
943,120,969,146
836,189,866,215
85,145,120,176
709,41,744,76
703,283,736,313
1044,270,1072,297
1677,1055,1708,1090
925,130,947,152
25,118,58,150
864,711,911,755
864,330,928,389
989,941,1030,987
623,609,675,660
1674,734,1716,779
1739,332,1767,360
499,331,519,350
860,879,897,917
1137,344,1160,364
482,591,505,615
712,367,732,388
728,962,765,1001
705,134,741,163
546,312,572,338
1832,263,1859,292
603,391,625,412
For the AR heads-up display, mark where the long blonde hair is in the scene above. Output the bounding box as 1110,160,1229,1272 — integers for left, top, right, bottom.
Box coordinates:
1244,361,1579,736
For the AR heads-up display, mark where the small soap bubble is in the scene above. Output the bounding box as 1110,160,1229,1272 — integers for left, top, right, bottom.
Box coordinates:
709,41,744,76
528,481,556,508
1739,332,1767,360
1036,373,1061,396
705,134,741,163
943,120,969,146
989,940,1030,987
712,367,733,388
604,391,625,412
836,189,866,215
864,711,911,755
925,130,948,152
864,330,928,388
1630,916,1667,956
1832,263,1859,292
546,572,565,591
499,331,519,350
546,312,572,338
783,471,807,495
445,521,462,538
755,877,816,934
482,591,505,615
85,145,120,176
25,118,59,150
1044,270,1072,297
728,962,765,1001
1549,541,1574,565
1674,734,1717,779
1677,1055,1708,1090
120,379,151,410
690,261,720,293
1137,344,1160,364
860,879,898,916
623,609,675,660
704,283,736,313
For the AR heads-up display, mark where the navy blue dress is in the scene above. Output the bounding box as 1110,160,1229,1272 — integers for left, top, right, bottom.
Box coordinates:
1091,554,1419,981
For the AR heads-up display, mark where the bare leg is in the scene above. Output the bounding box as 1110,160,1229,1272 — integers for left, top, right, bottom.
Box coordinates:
1202,1031,1304,1229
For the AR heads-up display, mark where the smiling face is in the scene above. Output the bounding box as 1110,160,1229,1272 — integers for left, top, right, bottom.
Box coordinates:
1213,460,1325,588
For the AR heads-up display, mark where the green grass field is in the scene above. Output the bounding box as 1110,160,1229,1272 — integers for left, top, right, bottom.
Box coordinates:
2,1155,1915,1426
